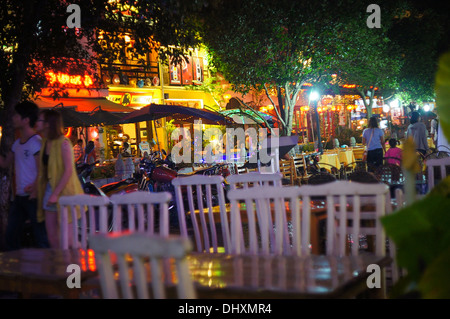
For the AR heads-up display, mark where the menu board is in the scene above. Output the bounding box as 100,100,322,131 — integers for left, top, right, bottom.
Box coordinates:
169,58,182,85
182,56,193,85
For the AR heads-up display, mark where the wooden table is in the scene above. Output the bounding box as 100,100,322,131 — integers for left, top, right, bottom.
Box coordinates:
189,253,391,299
0,248,390,299
0,248,97,299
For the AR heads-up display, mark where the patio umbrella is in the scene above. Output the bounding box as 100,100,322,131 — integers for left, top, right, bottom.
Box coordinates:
87,106,124,126
219,109,273,125
52,105,93,127
118,103,231,125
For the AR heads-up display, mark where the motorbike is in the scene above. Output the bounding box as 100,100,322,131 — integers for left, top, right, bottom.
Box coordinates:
76,161,142,233
137,149,231,226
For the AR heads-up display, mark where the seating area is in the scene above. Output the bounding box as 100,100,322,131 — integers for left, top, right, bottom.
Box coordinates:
4,145,448,300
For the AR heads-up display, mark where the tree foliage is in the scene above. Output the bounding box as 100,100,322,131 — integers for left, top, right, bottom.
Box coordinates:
328,3,404,117
388,1,450,104
0,0,205,249
201,0,361,136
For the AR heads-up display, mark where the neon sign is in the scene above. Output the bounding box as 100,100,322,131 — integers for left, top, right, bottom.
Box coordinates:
45,71,94,87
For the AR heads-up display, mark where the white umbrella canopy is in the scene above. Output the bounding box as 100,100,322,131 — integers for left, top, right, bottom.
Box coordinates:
219,109,273,125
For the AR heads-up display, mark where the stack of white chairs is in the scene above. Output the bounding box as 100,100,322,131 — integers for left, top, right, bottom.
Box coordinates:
58,194,111,250
172,175,230,253
426,157,450,191
109,191,172,237
227,185,303,255
227,172,282,190
89,232,196,299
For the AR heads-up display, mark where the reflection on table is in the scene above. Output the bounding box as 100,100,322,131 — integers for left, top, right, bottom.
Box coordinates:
0,248,97,298
189,253,390,299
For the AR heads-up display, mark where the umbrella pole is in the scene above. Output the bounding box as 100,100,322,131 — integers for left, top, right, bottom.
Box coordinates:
153,120,161,153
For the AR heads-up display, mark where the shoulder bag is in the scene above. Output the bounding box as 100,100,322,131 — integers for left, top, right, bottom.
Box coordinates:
363,129,375,161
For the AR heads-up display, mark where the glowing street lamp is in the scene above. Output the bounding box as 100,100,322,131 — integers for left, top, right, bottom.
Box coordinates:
310,90,323,153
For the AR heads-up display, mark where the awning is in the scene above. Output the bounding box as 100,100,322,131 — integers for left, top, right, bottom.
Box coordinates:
118,103,232,125
33,97,132,113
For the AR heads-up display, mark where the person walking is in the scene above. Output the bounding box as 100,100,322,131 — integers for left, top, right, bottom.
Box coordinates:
385,138,402,166
35,109,83,249
84,140,97,164
73,138,84,165
405,111,429,157
0,101,49,250
362,115,386,171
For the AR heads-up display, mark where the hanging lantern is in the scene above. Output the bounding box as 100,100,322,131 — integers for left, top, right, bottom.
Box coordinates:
102,74,111,85
112,74,120,85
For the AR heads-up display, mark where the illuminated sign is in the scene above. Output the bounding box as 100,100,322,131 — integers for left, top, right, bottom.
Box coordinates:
107,93,153,107
45,71,94,87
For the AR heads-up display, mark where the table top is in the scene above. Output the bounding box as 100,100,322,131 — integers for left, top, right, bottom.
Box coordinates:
319,153,341,170
0,248,390,299
0,248,96,281
188,252,390,298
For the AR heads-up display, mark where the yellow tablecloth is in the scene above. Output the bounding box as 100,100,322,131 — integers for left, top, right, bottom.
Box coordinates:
352,147,365,161
338,149,356,166
319,153,341,171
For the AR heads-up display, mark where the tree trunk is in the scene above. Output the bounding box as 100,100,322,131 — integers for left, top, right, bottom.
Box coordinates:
358,87,375,118
0,0,40,251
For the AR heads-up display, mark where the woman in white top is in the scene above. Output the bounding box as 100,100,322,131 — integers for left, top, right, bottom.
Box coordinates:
362,116,386,171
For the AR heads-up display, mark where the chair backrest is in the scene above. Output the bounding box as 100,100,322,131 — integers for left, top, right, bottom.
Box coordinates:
279,159,294,184
292,155,309,182
427,157,450,190
227,172,282,190
109,191,172,237
374,163,405,186
297,181,390,257
89,232,196,299
234,163,248,174
58,194,111,250
307,172,337,185
171,175,230,254
227,185,303,256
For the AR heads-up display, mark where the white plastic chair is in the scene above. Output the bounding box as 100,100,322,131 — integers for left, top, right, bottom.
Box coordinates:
171,175,230,253
89,232,196,299
227,172,282,190
109,191,171,237
297,181,390,257
58,194,111,250
426,156,450,190
227,185,303,256
387,187,406,284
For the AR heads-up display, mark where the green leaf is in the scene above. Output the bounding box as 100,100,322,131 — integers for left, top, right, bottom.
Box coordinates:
418,246,450,299
381,176,450,292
